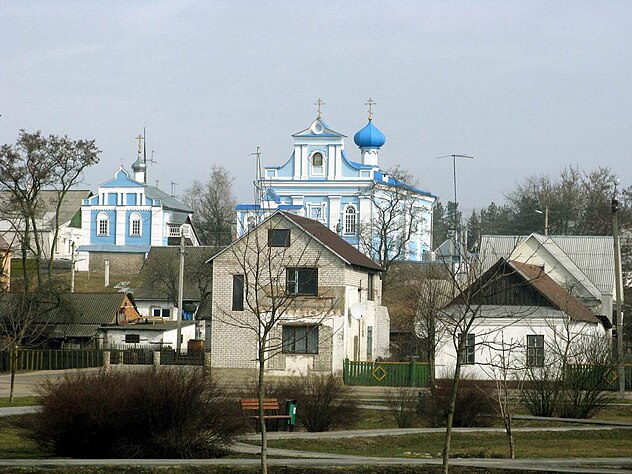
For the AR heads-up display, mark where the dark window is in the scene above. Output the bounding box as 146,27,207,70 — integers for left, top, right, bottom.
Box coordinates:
286,268,318,296
527,335,544,367
125,334,140,344
152,308,171,318
312,153,323,166
282,325,319,354
459,333,476,365
368,273,375,301
232,274,244,311
268,229,291,247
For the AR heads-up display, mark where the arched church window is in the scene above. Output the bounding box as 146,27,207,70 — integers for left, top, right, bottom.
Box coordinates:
311,152,324,176
97,212,109,236
344,206,357,235
129,212,142,237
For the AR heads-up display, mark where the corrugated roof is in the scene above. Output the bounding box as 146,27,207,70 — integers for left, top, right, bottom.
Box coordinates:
46,293,136,325
106,321,196,331
0,189,91,229
283,213,383,271
144,186,192,213
479,234,614,296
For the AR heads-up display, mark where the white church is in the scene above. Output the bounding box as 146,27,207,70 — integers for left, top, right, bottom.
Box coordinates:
236,103,436,262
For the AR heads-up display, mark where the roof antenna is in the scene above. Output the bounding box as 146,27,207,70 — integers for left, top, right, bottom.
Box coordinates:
251,147,263,206
170,181,178,197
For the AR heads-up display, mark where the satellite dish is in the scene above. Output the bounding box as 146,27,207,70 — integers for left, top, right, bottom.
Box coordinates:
349,303,364,320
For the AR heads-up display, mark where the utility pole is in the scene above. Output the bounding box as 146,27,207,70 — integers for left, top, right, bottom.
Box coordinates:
536,206,549,236
176,224,190,353
612,193,625,396
70,241,75,293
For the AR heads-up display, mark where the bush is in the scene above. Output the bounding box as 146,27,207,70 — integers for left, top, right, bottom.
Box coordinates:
264,373,358,432
385,386,419,428
29,367,244,458
418,377,493,427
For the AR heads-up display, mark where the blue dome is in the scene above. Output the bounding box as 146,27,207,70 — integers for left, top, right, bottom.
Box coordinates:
353,119,386,148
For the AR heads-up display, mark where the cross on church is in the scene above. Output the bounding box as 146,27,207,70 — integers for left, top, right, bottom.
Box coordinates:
314,98,325,118
135,134,144,157
365,97,376,119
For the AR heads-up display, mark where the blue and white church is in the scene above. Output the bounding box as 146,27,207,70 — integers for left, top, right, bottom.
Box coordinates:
77,149,199,273
236,106,436,262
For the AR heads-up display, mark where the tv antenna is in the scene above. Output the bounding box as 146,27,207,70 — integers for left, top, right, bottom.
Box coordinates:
170,181,178,197
251,147,264,206
435,154,474,229
148,150,158,164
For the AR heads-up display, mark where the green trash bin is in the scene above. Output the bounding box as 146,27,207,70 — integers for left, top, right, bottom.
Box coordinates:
285,399,297,432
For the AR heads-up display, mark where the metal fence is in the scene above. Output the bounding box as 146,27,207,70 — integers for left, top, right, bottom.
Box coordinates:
159,350,204,366
343,359,430,387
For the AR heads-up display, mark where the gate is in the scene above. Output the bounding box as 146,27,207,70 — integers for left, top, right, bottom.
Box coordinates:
343,359,429,387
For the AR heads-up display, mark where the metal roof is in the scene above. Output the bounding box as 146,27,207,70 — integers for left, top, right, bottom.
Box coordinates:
144,185,193,213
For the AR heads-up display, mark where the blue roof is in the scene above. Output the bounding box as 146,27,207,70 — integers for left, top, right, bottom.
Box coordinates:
354,119,386,149
278,204,303,210
100,168,144,188
235,204,261,211
373,171,436,199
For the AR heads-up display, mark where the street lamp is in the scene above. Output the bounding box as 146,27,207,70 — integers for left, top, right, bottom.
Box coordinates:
535,206,549,236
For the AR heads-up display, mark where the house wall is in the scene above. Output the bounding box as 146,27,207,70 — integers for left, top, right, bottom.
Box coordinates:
102,324,197,349
210,215,390,374
434,312,606,380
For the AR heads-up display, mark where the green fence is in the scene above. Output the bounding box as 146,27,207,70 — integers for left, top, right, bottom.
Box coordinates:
567,364,632,391
343,359,430,387
0,349,104,372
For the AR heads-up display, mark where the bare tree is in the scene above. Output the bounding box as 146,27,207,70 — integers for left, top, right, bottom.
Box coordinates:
0,131,100,288
0,289,61,401
183,165,236,246
359,166,428,287
213,214,338,474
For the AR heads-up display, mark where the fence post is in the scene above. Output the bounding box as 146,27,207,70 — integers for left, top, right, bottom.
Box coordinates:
203,352,212,369
118,350,124,366
103,351,111,373
153,351,161,370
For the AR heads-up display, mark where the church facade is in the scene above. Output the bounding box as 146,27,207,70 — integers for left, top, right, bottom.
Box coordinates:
77,153,198,273
236,110,436,262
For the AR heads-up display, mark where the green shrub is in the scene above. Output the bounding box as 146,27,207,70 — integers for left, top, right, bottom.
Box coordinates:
29,368,244,458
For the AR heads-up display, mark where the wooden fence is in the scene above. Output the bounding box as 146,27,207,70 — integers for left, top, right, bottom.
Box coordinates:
0,349,104,372
343,359,430,387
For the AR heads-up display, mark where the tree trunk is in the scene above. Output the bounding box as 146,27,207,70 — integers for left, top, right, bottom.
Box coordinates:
258,345,268,474
9,348,18,404
442,358,463,474
506,415,515,459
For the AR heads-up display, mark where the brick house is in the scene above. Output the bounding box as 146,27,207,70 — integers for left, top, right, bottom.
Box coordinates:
209,211,390,375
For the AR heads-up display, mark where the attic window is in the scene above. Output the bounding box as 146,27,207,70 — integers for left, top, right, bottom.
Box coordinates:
268,229,290,247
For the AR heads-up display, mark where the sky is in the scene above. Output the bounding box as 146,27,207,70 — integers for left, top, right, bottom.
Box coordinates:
2,1,632,216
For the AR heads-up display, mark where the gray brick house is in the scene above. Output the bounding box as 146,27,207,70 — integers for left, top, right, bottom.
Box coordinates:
209,211,390,375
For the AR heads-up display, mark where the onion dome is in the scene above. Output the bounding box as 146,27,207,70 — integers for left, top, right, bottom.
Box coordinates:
353,118,386,149
131,156,146,172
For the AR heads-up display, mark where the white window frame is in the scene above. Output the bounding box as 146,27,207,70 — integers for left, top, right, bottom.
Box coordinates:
308,203,326,223
97,212,109,236
129,212,142,237
310,151,325,176
343,205,357,235
168,224,181,237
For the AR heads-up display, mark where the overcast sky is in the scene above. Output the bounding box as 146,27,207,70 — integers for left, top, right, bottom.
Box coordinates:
2,1,632,215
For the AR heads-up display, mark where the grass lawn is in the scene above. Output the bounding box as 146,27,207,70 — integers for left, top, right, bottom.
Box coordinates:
0,396,39,408
267,428,632,459
0,416,49,459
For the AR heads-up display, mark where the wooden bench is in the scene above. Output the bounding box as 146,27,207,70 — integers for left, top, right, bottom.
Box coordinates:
240,398,293,432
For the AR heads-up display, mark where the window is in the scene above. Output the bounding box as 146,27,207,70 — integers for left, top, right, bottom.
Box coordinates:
344,206,357,235
311,152,324,176
282,325,319,354
129,212,142,237
308,204,326,223
168,224,180,237
527,335,545,367
232,274,244,311
125,334,140,344
459,333,476,365
367,326,373,360
152,308,171,318
268,229,290,247
97,212,109,236
368,273,375,301
286,267,318,296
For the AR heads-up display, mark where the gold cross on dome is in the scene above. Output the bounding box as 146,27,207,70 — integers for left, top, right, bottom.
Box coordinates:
365,97,376,119
135,134,144,157
314,98,325,118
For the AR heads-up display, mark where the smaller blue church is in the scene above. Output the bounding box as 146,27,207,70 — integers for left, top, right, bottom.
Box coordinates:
77,152,198,273
236,106,436,263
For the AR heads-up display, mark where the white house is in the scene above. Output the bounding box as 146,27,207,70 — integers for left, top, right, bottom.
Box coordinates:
235,109,436,263
435,258,608,380
209,211,390,375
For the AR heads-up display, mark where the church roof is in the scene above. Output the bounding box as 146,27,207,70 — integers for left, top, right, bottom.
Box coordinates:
292,117,346,138
144,186,193,213
354,118,386,148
